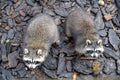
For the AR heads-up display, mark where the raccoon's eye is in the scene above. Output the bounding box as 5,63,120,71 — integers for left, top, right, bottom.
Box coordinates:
95,50,101,53
34,61,40,64
24,48,29,54
86,50,94,54
24,60,31,64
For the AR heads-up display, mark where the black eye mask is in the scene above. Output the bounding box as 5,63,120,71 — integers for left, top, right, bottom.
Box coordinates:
86,50,94,54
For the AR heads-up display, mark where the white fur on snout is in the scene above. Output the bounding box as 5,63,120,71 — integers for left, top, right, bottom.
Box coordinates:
28,64,37,69
94,53,99,57
90,53,99,57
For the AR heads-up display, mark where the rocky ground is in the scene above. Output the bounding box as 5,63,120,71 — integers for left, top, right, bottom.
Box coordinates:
0,0,120,80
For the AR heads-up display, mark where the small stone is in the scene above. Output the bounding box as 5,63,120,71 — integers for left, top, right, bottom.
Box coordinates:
95,11,104,30
43,55,57,70
42,66,57,78
1,33,7,44
43,7,55,16
2,68,15,80
26,0,34,6
57,53,66,75
7,29,15,39
112,17,120,27
58,72,73,78
17,68,27,77
1,44,7,62
19,9,26,16
76,0,87,8
108,29,120,50
7,18,14,27
103,59,116,75
47,0,56,6
73,59,93,75
97,29,107,37
66,61,72,72
104,47,119,60
98,0,105,6
104,14,112,21
117,60,120,74
54,6,68,17
8,51,19,68
105,21,114,28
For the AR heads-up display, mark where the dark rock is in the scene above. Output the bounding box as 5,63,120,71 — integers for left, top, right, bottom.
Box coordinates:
7,29,15,39
103,59,116,75
103,47,119,60
91,0,99,8
26,0,35,6
47,0,56,6
91,8,99,15
101,8,107,15
42,66,57,78
1,33,7,44
7,18,14,28
103,37,108,45
97,29,107,37
112,17,120,27
58,72,73,78
17,68,27,77
50,47,59,58
73,59,93,74
117,60,120,74
57,53,66,75
0,75,4,80
115,0,120,9
95,11,104,30
1,44,7,62
60,2,72,9
60,0,70,2
105,21,114,28
108,29,119,50
66,61,72,72
8,51,19,68
2,68,15,80
75,0,87,8
43,7,55,16
0,50,2,61
43,55,57,70
5,5,11,15
31,3,42,16
54,6,68,17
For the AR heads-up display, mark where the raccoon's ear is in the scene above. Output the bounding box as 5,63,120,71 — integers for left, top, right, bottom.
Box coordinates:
97,40,102,45
24,48,29,54
86,39,92,45
37,49,42,56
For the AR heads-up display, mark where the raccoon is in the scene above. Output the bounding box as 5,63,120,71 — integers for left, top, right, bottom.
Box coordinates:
23,14,59,69
66,8,104,57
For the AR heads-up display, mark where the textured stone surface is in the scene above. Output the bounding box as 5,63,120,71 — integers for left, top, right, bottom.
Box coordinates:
108,29,120,50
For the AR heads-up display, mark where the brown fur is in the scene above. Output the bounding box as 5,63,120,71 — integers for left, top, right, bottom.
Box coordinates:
24,14,59,50
66,8,102,56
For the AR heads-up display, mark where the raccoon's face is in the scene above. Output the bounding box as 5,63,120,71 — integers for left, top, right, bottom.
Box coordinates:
84,39,104,57
23,48,48,69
